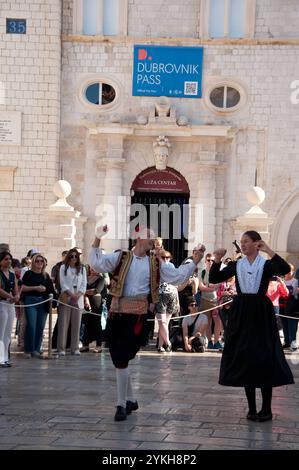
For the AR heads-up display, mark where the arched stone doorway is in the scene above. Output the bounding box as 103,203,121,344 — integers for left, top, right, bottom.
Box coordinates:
130,167,190,266
271,189,299,266
287,213,299,267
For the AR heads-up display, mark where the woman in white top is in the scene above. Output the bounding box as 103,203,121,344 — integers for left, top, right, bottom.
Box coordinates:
57,248,87,356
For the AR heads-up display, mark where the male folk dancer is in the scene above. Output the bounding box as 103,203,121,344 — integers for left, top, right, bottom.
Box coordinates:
89,225,205,421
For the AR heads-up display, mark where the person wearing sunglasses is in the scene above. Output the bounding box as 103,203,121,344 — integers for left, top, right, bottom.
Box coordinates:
182,298,208,353
156,250,180,353
198,253,223,350
21,254,55,358
57,248,87,356
50,250,70,351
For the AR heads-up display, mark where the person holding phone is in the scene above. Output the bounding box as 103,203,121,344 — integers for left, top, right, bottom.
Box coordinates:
209,231,294,422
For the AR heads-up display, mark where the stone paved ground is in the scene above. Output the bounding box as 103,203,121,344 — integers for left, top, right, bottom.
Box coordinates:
0,345,299,450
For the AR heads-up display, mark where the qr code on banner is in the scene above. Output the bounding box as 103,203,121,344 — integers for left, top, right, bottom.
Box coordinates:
184,81,198,95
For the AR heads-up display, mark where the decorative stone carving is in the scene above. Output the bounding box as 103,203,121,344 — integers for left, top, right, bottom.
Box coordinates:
246,186,266,214
177,115,189,126
50,180,73,211
46,179,87,270
155,96,170,117
136,114,148,125
110,114,121,123
153,135,171,170
231,186,273,246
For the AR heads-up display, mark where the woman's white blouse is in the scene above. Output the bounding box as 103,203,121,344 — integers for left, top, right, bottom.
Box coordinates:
59,265,87,309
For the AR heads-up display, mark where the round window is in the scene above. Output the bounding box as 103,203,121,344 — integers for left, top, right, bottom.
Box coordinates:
85,82,116,106
210,86,240,109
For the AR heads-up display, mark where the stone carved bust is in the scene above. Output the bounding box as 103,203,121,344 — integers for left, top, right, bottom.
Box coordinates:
153,135,171,170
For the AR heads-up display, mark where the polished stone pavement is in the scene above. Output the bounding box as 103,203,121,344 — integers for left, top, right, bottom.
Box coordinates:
0,346,299,450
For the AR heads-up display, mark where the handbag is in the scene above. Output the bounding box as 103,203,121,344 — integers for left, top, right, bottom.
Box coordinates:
58,291,70,305
169,325,184,351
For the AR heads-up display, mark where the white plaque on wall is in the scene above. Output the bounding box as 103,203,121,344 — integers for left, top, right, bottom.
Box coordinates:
0,111,21,145
0,167,16,191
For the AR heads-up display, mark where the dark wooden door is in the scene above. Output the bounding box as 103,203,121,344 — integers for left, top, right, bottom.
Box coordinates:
129,191,189,267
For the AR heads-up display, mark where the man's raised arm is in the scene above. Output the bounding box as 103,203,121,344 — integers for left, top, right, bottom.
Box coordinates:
160,244,206,285
89,224,120,273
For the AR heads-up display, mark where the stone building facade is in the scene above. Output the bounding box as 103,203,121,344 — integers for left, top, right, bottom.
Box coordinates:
1,0,299,268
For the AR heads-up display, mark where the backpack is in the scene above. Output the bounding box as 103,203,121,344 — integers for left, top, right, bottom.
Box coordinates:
191,336,205,353
51,261,64,294
169,325,184,351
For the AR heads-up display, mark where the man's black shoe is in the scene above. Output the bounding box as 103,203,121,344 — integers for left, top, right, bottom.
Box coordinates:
126,400,139,415
114,406,127,421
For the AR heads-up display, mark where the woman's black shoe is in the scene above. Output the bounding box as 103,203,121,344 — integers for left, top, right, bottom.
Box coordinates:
256,412,273,422
114,406,127,421
246,412,258,421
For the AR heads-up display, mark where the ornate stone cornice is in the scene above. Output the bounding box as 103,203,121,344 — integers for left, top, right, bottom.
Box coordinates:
63,35,299,46
86,123,232,138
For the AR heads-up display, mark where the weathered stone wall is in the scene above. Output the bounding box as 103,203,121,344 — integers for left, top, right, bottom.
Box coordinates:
0,0,61,259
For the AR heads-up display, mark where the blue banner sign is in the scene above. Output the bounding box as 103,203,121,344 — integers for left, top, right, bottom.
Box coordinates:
6,18,26,34
133,45,203,98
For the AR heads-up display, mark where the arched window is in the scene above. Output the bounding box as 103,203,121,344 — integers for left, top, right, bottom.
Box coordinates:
85,82,116,105
205,79,247,114
210,86,240,109
79,76,121,111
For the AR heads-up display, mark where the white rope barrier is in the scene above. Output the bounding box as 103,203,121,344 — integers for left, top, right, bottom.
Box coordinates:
57,299,102,317
0,297,102,316
0,298,49,308
148,299,234,322
1,297,298,321
2,293,298,360
277,314,299,320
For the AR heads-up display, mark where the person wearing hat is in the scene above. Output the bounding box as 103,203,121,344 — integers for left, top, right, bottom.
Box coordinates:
89,224,206,422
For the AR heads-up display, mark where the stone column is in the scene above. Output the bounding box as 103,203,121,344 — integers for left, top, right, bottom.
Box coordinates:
190,148,219,252
45,180,87,268
215,164,227,248
96,136,126,252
